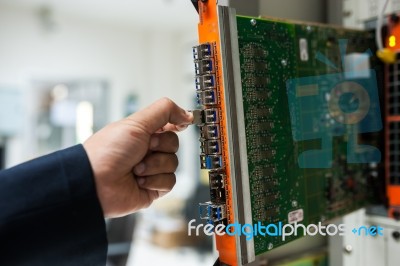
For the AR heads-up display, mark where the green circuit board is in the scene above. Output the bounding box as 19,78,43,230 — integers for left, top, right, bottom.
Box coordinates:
236,16,383,254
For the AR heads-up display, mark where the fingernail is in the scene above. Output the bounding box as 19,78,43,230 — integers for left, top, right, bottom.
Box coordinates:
137,178,145,185
134,163,145,175
150,136,159,149
176,124,189,131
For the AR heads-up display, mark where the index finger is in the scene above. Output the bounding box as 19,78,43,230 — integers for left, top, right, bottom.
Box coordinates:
127,98,193,134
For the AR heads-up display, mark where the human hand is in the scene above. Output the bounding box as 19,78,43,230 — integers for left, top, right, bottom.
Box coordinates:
83,98,193,218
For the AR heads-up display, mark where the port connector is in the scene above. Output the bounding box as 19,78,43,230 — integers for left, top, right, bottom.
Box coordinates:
209,170,226,203
191,109,204,125
200,140,222,154
194,59,215,75
191,109,221,126
210,188,226,203
200,124,220,139
197,89,218,105
209,170,225,189
204,108,220,124
193,43,213,60
200,154,223,169
199,202,227,223
195,74,216,91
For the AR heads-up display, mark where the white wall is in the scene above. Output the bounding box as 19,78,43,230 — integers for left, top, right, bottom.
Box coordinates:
259,0,327,22
0,3,198,174
342,0,400,28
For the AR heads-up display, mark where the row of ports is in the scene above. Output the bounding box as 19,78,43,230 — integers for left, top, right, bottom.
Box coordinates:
198,170,227,224
194,43,227,225
198,111,222,167
193,43,218,105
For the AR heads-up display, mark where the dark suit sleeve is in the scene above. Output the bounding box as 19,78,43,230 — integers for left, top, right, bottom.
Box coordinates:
0,144,108,266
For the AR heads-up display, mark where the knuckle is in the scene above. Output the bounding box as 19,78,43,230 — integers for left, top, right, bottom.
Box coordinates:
173,132,179,144
143,201,153,209
172,154,179,171
170,174,177,187
160,97,174,109
145,154,158,169
147,153,178,172
168,132,179,151
154,154,163,167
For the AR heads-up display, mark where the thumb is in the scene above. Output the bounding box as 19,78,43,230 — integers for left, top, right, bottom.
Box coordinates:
127,98,193,134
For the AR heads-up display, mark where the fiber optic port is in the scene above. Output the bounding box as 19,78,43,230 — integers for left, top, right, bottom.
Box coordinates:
199,202,226,223
195,74,216,91
204,108,220,124
194,59,215,75
193,43,213,60
197,89,218,105
210,188,226,203
209,170,226,203
191,109,204,125
200,154,223,169
200,140,222,154
209,170,225,190
200,124,220,139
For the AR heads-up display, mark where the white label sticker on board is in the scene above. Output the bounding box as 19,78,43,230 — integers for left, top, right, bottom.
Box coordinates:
288,209,304,224
299,38,309,61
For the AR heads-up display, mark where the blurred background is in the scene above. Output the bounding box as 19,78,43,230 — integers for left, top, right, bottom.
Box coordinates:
0,0,398,266
0,0,208,265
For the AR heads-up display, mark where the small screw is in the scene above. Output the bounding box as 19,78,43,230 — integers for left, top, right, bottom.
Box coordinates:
281,59,287,66
344,244,353,254
306,25,312,32
250,19,257,26
268,243,273,250
292,200,298,207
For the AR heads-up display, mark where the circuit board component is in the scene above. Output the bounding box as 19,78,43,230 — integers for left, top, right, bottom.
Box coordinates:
236,16,382,255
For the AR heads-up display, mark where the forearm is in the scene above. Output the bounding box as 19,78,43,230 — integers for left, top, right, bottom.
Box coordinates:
0,145,107,265
0,145,99,223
